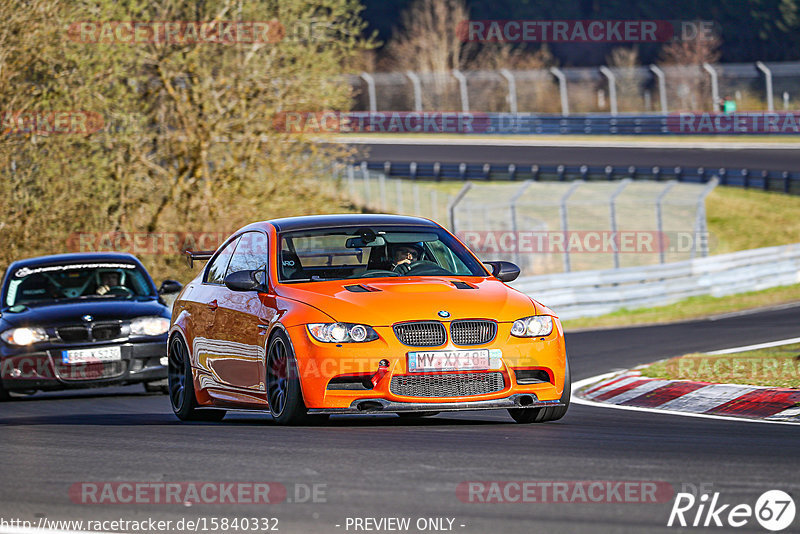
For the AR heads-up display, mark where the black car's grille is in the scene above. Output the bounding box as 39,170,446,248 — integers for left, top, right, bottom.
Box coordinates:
450,320,497,346
57,322,123,343
390,372,505,398
54,360,127,381
393,321,447,347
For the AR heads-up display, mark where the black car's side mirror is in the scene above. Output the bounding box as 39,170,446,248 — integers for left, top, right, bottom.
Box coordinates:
159,279,183,295
224,270,264,292
484,261,521,283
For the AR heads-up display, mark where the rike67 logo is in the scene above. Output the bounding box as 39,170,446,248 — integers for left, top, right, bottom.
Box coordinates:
668,489,796,531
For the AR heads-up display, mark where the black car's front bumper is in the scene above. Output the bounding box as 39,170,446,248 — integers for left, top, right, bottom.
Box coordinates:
0,339,167,392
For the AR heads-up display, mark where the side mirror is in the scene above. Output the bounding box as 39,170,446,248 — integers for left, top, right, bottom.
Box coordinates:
224,270,264,292
158,279,183,295
484,261,520,283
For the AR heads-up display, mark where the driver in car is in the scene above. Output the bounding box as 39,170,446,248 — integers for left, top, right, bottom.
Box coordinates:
96,271,122,295
391,244,422,275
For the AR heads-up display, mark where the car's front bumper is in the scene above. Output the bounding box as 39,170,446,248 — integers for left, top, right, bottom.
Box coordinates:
0,339,167,392
286,320,568,411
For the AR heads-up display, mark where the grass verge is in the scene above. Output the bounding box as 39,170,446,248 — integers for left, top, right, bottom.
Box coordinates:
639,343,800,388
561,283,800,330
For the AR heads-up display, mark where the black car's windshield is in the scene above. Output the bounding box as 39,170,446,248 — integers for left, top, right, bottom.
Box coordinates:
3,261,155,307
278,226,487,283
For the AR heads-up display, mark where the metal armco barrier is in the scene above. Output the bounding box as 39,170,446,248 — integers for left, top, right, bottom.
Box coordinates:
363,161,800,195
511,243,800,319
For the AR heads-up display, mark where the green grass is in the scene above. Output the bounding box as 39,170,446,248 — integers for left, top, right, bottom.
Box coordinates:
639,343,800,388
562,283,800,330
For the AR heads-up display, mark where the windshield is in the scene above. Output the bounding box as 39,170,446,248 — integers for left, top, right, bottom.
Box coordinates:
278,226,487,283
3,261,155,307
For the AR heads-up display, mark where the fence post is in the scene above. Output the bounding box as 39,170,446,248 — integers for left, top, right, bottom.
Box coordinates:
655,181,678,264
360,72,377,113
360,162,371,209
599,66,618,116
560,181,583,273
452,69,470,112
649,64,668,114
702,63,719,111
755,61,774,112
509,180,534,267
693,177,719,258
448,182,473,233
406,71,423,112
499,69,518,114
395,178,404,213
550,67,570,117
347,164,356,203
379,172,387,211
609,179,632,269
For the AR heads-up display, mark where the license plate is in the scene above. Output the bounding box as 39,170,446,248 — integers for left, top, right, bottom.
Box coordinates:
61,346,122,364
408,349,490,372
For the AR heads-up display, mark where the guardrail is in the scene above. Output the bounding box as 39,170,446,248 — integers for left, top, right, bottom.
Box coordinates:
361,161,800,195
510,243,800,319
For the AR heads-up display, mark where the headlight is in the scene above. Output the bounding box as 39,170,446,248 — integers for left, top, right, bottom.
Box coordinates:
1,327,49,346
130,316,170,337
307,323,378,343
510,316,554,338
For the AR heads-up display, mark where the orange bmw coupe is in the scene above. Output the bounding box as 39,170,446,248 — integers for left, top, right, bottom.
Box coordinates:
168,214,569,424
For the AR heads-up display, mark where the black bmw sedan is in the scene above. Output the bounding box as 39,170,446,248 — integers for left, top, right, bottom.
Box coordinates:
0,252,182,400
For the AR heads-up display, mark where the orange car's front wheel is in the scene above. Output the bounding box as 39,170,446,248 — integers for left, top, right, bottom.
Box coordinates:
267,330,323,425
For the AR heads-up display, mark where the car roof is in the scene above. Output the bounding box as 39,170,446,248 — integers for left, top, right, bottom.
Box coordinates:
267,214,439,232
7,252,144,270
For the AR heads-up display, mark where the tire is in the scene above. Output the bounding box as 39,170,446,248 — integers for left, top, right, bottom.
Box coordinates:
397,411,440,418
168,336,226,422
0,380,9,402
266,330,312,425
143,381,169,394
508,360,571,424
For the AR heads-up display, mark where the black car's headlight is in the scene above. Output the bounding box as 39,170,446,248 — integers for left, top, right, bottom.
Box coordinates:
510,316,554,338
307,323,378,343
1,327,49,346
130,316,170,337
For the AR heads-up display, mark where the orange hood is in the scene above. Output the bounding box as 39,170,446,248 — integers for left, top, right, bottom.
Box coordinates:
275,277,544,326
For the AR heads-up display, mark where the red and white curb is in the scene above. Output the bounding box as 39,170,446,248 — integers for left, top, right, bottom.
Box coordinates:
574,338,800,425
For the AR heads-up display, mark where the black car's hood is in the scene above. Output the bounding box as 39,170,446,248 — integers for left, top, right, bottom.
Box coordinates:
0,298,169,328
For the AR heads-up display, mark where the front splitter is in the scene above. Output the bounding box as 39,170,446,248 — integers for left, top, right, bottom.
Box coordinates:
308,394,563,415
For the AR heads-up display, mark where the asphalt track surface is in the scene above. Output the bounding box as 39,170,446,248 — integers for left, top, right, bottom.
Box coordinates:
352,142,800,171
1,303,798,534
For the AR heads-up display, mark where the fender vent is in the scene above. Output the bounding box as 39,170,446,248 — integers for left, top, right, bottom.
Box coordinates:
451,281,476,289
344,284,379,293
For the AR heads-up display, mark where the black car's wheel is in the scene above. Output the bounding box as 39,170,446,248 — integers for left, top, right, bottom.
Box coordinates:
168,336,225,422
0,380,9,402
397,411,440,418
508,361,571,424
267,330,311,425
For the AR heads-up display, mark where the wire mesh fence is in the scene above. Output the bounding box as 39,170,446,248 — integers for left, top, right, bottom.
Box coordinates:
349,61,800,114
335,164,717,276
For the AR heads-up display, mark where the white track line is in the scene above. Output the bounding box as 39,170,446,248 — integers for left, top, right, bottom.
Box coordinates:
573,336,800,426
705,336,800,355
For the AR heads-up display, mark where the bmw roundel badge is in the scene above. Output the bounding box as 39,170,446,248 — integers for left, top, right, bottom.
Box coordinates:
438,310,451,318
